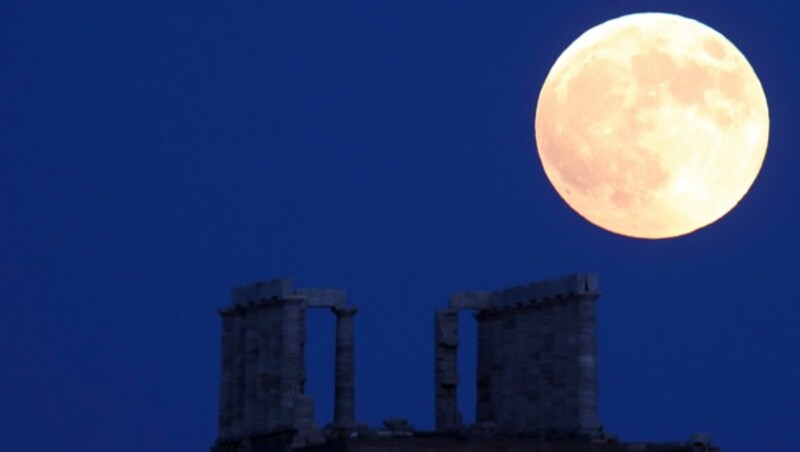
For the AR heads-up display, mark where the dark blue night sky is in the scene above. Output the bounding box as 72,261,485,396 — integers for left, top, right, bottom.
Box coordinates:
2,2,798,451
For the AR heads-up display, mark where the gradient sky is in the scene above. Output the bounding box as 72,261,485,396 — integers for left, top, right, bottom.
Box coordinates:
2,2,798,451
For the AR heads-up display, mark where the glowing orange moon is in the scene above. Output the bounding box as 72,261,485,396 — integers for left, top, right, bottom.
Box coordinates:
535,13,769,239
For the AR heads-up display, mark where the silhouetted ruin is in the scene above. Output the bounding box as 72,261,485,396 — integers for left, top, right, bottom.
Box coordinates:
212,275,718,452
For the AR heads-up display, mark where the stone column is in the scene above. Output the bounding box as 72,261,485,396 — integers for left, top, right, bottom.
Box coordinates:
281,298,307,427
254,304,273,432
230,307,246,438
332,306,357,427
242,304,260,434
434,309,461,431
217,309,235,439
576,293,600,438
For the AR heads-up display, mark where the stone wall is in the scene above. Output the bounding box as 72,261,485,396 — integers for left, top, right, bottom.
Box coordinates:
441,274,601,438
217,279,314,443
475,293,599,437
215,278,354,451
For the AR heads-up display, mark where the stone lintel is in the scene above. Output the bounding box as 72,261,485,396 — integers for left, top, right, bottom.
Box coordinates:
232,278,293,305
218,307,238,316
229,278,347,310
494,273,598,307
332,305,358,315
452,274,599,311
297,288,347,308
449,291,493,310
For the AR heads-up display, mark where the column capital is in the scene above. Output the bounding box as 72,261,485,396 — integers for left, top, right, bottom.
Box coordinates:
332,306,358,316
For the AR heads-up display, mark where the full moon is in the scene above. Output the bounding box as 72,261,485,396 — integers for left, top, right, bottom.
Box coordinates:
534,13,769,239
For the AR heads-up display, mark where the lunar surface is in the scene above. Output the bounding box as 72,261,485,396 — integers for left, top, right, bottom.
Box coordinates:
535,13,769,239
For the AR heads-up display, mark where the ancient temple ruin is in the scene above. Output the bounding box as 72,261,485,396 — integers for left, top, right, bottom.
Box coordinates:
212,274,718,452
215,279,356,449
435,274,600,438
